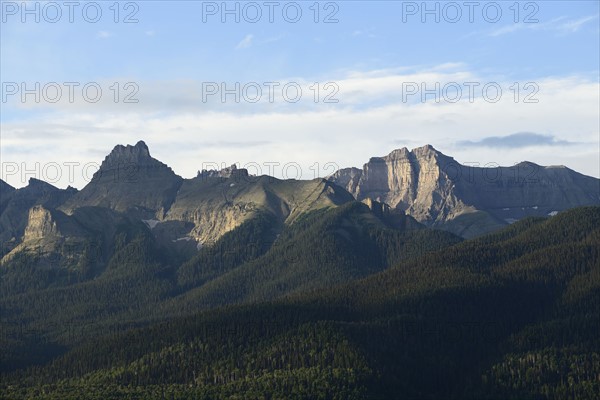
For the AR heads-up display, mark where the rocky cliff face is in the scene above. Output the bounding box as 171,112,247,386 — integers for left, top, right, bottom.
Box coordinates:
331,145,471,222
329,145,600,237
165,176,353,245
60,141,183,219
2,204,89,267
23,206,60,241
0,179,77,256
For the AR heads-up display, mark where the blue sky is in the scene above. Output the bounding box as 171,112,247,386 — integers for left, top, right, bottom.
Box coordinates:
1,0,599,188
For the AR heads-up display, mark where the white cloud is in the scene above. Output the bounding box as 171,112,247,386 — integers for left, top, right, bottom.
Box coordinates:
235,34,254,49
1,66,598,189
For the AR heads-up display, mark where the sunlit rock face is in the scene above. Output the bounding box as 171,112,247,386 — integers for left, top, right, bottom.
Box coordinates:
329,145,600,238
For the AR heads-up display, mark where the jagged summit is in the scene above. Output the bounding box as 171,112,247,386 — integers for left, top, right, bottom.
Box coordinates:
19,178,71,199
114,140,149,152
385,147,409,158
61,140,183,217
109,140,150,156
198,164,249,179
27,177,55,187
101,140,156,168
92,140,178,179
418,144,435,151
371,145,450,164
411,144,444,158
24,178,78,193
390,144,452,160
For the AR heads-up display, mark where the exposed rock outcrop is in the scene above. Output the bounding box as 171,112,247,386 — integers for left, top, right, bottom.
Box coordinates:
23,205,60,241
197,164,249,179
329,145,600,237
165,176,353,245
0,179,77,256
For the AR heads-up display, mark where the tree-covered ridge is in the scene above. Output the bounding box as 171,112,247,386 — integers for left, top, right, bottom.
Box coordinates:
166,202,460,313
1,207,598,399
0,201,458,377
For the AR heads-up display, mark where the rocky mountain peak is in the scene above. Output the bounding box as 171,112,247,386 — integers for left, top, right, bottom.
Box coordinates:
413,144,436,152
61,140,182,217
28,177,51,187
386,147,411,159
410,144,445,160
382,145,444,163
198,164,249,179
24,178,62,196
102,140,153,167
87,140,179,184
135,140,149,150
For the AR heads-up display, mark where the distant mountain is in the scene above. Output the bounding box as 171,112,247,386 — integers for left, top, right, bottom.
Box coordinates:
329,145,600,237
56,140,355,245
59,141,183,219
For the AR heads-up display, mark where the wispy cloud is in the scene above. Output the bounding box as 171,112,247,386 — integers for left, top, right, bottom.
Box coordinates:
488,15,598,37
560,15,598,33
351,28,377,38
96,31,112,39
457,132,578,148
262,34,285,44
145,30,155,37
235,34,254,49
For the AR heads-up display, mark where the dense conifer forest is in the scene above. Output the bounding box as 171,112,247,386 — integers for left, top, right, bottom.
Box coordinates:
1,206,598,399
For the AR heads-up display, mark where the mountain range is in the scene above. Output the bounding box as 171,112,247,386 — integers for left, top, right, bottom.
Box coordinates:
1,141,599,399
2,141,597,262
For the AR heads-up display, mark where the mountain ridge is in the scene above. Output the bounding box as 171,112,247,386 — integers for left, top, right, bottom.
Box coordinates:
2,141,598,258
328,144,599,237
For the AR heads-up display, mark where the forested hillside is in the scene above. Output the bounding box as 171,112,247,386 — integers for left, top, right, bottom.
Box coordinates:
2,207,598,399
0,201,459,378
